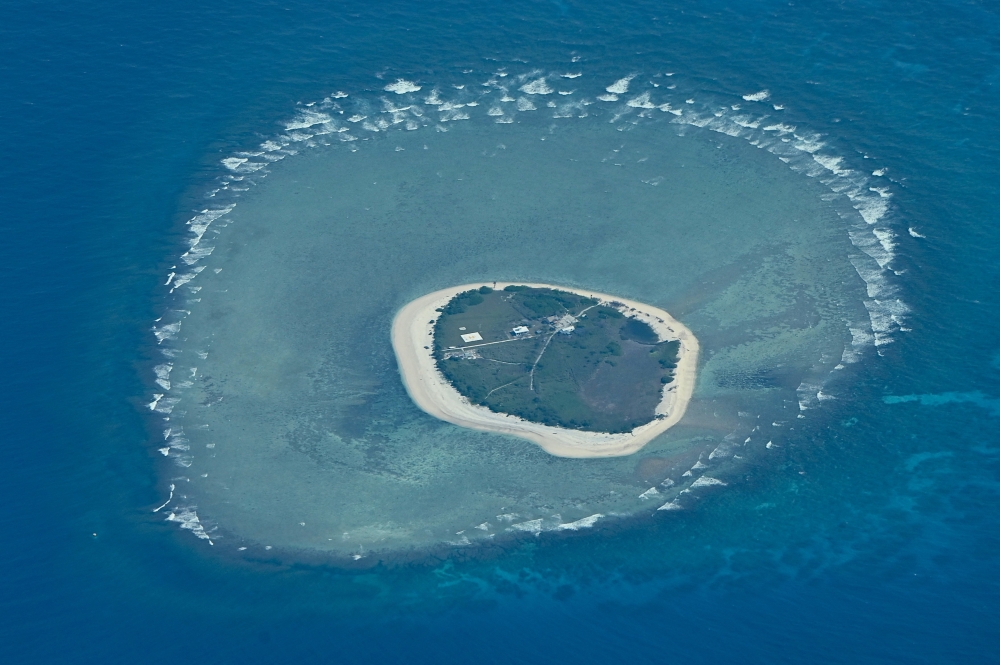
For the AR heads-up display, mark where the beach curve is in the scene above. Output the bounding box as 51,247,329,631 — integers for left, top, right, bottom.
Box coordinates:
391,283,700,458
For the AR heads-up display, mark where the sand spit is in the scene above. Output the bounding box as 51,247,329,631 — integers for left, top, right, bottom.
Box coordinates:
392,283,699,458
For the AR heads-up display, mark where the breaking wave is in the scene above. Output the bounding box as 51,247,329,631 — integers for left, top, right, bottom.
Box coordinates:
147,66,911,549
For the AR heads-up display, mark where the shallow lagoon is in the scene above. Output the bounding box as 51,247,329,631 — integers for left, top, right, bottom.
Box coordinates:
12,0,1000,659
157,86,880,558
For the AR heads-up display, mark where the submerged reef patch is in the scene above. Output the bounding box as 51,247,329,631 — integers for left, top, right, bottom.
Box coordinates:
146,65,910,561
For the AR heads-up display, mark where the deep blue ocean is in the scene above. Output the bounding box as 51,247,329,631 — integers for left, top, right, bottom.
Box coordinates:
3,0,999,662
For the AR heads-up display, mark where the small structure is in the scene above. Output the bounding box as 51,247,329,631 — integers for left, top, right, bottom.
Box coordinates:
559,326,575,335
460,332,483,343
511,326,530,336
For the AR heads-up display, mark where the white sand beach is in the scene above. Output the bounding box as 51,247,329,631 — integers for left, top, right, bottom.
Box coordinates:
391,283,700,458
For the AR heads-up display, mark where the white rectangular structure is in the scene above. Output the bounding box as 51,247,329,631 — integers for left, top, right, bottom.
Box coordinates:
511,326,530,336
460,332,483,343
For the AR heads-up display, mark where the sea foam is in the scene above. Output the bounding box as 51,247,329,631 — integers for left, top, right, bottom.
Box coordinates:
149,65,911,550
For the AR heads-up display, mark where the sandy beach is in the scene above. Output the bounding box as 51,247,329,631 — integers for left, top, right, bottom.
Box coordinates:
391,283,699,458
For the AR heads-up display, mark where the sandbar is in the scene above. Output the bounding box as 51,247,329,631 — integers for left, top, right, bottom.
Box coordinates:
391,283,699,458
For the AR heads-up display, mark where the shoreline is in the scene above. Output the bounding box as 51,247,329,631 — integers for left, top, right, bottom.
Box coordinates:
391,283,700,458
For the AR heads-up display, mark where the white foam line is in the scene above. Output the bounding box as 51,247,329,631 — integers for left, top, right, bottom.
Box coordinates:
152,69,913,544
508,519,544,535
606,74,636,94
170,266,205,292
519,78,553,95
742,90,770,102
153,321,181,343
689,476,726,488
626,92,655,109
384,79,421,94
152,483,175,512
153,363,173,391
165,506,214,545
186,205,234,253
516,97,537,111
555,514,604,530
285,110,334,130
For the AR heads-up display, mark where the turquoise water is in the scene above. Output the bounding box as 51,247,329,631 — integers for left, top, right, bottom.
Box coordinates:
3,0,999,662
163,93,874,556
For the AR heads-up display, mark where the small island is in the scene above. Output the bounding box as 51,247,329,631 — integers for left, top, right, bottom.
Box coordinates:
392,283,699,458
435,285,680,433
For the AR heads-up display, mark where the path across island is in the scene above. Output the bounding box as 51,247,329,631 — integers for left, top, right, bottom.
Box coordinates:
392,282,700,458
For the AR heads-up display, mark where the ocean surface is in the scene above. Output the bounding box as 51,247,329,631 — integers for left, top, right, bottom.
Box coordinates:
2,0,999,662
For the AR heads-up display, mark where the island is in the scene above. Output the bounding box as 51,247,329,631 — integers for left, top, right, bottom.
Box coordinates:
391,283,699,458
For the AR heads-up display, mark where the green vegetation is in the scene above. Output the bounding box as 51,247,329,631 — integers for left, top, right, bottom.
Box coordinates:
432,286,680,433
